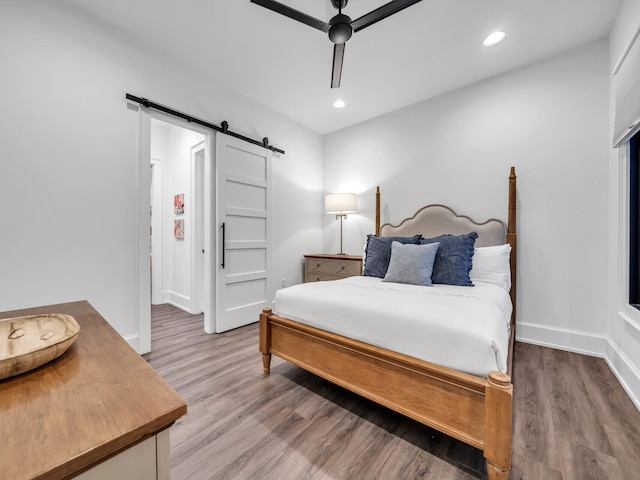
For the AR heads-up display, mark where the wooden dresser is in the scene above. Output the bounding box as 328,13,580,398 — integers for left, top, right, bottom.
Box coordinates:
304,254,363,282
0,301,187,480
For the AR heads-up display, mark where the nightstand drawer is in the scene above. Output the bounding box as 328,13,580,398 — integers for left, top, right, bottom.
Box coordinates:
304,254,363,282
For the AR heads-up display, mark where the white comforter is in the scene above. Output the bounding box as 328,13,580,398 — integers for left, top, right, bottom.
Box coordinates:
274,276,512,377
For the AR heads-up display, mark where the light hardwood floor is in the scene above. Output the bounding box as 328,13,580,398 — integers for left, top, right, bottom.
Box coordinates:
145,304,640,479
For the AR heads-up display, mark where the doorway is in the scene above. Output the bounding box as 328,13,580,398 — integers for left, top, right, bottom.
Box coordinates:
135,105,274,353
190,141,206,315
150,158,162,306
147,116,213,345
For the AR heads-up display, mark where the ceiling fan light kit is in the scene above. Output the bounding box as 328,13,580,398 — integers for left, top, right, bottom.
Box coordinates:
329,13,353,44
251,0,423,88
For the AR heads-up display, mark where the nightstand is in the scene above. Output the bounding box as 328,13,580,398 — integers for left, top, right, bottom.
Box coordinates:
304,254,363,282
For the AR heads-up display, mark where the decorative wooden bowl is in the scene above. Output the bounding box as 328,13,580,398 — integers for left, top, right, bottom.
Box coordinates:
0,314,80,380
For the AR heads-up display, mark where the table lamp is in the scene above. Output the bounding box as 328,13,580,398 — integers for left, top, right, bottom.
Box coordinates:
325,193,357,255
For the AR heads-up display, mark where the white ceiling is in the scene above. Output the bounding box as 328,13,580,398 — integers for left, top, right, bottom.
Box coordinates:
62,0,621,134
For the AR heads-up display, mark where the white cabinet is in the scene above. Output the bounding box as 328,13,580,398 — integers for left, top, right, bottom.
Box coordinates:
75,429,171,480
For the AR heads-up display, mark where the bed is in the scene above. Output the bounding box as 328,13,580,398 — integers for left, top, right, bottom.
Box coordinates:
259,167,517,479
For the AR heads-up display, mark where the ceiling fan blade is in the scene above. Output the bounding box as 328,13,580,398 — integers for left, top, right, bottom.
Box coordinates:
350,0,422,32
331,43,345,88
251,0,330,33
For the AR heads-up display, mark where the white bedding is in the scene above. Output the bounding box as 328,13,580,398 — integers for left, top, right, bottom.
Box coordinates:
274,276,512,377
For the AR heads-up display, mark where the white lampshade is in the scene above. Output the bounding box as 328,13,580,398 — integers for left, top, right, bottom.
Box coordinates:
325,193,357,214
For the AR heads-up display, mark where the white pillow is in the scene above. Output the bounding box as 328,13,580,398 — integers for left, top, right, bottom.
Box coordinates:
469,244,512,291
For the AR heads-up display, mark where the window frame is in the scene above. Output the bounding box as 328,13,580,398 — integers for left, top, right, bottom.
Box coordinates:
629,131,640,309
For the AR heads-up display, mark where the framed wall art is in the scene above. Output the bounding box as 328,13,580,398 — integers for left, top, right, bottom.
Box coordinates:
174,219,184,239
174,193,184,214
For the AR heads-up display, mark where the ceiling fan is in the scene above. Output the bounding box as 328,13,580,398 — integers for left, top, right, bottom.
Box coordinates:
251,0,423,88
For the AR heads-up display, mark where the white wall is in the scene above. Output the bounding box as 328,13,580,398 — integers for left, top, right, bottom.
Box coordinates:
160,123,204,312
607,0,640,408
324,40,610,360
0,0,323,348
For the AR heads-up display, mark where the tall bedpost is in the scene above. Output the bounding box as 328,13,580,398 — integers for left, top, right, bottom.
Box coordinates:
375,186,381,236
507,167,517,335
484,371,513,480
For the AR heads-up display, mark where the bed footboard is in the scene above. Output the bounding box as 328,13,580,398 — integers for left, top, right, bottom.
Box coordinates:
259,307,512,478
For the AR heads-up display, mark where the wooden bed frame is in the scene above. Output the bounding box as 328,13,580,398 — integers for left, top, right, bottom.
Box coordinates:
260,167,517,479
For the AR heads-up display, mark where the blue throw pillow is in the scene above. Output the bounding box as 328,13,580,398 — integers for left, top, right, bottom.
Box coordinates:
362,234,422,278
383,241,440,286
420,232,478,286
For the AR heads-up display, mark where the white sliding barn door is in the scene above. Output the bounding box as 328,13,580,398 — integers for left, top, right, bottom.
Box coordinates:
215,133,272,333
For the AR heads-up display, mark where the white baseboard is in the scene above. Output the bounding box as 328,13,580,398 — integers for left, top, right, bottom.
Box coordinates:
162,290,192,313
517,321,640,411
516,322,609,357
123,333,140,353
603,339,640,411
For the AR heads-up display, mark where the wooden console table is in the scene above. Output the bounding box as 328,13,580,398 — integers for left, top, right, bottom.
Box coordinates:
0,301,187,480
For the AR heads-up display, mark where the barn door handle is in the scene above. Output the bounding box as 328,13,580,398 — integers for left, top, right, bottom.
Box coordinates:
220,222,226,269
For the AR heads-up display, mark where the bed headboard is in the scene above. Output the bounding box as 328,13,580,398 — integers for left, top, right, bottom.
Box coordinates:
375,167,516,252
379,204,506,247
374,167,518,375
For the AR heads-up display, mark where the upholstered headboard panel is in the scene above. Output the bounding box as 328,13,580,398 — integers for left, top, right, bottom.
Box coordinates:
379,204,507,247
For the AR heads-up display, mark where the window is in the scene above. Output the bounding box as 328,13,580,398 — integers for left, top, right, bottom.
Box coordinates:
630,131,640,308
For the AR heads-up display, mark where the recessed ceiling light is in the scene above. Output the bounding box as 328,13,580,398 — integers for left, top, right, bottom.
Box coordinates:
483,31,506,47
333,99,346,109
